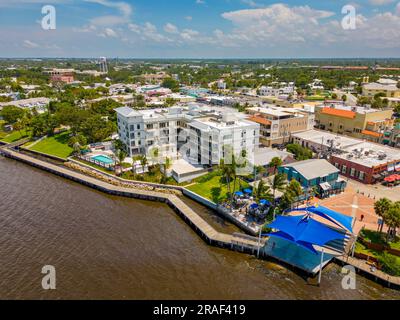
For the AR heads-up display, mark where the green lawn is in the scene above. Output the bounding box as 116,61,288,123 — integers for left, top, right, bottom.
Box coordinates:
187,175,250,203
0,129,29,143
28,131,73,159
360,229,400,250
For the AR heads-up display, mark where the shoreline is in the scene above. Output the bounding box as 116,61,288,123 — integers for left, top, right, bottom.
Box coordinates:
1,144,399,290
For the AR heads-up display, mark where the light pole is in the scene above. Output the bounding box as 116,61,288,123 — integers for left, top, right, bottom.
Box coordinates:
318,248,325,286
257,223,264,258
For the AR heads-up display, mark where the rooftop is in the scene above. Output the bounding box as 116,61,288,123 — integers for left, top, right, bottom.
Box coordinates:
292,129,400,168
282,159,339,181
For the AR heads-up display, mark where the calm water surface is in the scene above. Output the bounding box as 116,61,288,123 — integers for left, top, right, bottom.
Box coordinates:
0,157,399,300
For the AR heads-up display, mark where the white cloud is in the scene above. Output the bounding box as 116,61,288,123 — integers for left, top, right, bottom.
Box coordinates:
164,23,179,34
23,40,39,48
85,0,132,16
241,0,263,8
368,0,395,5
185,16,193,21
99,27,118,38
84,0,132,26
213,3,400,53
196,0,205,4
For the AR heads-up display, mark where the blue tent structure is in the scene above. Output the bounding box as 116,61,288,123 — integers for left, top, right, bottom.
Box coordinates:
266,214,346,255
288,205,353,232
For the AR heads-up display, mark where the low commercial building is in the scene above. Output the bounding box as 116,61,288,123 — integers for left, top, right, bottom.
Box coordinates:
278,159,346,198
290,129,400,184
362,82,400,98
247,106,314,147
314,104,393,142
0,97,50,113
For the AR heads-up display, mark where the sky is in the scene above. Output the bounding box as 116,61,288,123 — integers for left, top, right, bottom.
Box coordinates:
0,0,400,58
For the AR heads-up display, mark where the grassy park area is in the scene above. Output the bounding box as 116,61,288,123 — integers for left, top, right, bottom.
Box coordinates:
27,131,73,159
187,173,250,203
355,229,400,276
0,120,30,143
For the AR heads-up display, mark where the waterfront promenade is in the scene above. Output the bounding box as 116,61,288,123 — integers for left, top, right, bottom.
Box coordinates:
1,144,400,288
0,146,265,256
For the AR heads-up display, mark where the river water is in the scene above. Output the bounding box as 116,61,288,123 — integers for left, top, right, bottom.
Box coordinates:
0,157,399,300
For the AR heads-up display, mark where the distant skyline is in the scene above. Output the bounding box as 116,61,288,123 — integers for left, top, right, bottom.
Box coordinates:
0,0,400,58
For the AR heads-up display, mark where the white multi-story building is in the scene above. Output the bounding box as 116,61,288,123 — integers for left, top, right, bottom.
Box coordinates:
115,105,260,166
259,84,295,97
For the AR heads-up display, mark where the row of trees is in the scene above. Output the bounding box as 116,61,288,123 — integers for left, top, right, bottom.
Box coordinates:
219,154,303,213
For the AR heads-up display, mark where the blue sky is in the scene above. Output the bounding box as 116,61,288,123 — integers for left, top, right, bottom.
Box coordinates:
0,0,400,58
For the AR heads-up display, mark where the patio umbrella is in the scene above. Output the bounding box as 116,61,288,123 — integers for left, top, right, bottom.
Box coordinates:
250,203,259,209
260,199,271,206
384,176,396,182
235,191,244,197
244,188,252,194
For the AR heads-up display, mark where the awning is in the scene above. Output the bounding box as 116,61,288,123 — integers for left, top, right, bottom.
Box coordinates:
373,174,382,180
308,206,353,232
267,215,346,255
319,182,331,191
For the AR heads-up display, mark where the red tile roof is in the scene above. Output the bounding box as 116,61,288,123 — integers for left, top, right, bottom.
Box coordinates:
361,130,383,138
321,107,356,119
248,116,272,126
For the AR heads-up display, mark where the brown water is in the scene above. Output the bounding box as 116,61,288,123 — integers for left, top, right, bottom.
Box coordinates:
0,157,399,300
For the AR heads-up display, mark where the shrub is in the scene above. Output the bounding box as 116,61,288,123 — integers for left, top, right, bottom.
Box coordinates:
377,252,400,276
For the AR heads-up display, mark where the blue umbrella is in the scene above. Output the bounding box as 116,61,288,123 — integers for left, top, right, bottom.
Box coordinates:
250,203,259,209
243,188,252,194
235,191,244,197
260,199,271,206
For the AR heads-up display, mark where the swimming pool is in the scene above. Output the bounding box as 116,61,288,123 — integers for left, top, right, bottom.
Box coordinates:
91,155,114,165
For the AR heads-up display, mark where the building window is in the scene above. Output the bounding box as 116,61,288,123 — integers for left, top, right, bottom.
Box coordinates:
341,165,347,174
359,171,365,181
350,168,355,177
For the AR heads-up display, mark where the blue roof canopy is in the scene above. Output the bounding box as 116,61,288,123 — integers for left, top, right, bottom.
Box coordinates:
267,214,346,254
294,206,353,232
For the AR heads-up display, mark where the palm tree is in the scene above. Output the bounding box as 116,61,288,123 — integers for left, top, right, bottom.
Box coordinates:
162,156,172,177
374,198,392,233
254,179,273,202
255,165,266,180
116,149,127,175
269,156,283,175
139,154,148,174
220,159,234,201
271,173,287,205
131,155,141,175
385,203,400,242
